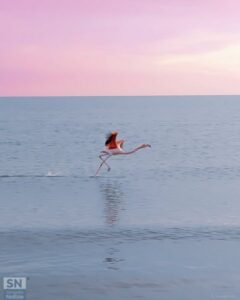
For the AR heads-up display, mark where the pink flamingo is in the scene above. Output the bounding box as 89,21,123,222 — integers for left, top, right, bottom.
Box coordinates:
95,131,151,176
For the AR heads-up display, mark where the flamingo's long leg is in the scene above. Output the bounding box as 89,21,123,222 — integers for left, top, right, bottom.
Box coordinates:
99,154,111,171
95,155,111,176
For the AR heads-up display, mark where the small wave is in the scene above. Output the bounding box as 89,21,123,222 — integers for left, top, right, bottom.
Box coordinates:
46,170,62,177
1,227,240,243
0,173,109,179
0,174,66,178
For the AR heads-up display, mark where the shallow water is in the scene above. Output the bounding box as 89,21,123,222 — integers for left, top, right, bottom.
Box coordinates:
1,96,240,299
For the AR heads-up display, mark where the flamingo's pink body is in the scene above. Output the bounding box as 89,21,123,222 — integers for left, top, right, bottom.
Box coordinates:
95,131,151,176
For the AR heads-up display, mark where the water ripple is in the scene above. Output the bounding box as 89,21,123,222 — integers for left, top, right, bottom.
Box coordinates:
1,227,240,245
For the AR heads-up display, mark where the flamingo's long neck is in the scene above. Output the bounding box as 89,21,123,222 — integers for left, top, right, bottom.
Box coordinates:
122,144,145,155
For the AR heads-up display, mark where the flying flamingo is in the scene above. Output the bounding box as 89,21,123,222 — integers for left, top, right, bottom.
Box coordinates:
95,131,151,176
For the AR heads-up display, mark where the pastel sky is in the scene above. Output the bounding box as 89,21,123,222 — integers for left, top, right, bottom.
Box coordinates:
1,0,240,96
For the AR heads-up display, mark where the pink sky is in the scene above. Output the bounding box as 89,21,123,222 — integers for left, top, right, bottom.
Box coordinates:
0,0,240,96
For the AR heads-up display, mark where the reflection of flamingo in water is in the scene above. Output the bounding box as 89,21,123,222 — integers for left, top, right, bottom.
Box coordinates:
95,131,151,176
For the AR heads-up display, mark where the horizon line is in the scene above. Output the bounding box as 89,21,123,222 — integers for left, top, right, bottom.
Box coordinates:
0,94,240,98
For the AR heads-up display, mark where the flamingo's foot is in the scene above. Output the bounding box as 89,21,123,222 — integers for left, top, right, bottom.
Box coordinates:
107,167,111,172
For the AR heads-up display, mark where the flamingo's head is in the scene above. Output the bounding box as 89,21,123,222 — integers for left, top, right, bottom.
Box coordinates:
142,144,151,148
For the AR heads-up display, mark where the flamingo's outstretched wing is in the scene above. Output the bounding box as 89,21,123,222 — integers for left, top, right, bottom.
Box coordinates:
105,131,118,149
117,140,125,149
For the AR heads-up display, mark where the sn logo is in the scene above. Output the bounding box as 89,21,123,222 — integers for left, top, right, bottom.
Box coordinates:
3,277,27,290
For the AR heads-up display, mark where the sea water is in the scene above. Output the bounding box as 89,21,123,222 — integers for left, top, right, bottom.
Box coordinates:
1,96,240,299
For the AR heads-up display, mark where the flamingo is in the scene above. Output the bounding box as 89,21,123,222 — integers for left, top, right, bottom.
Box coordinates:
95,131,151,176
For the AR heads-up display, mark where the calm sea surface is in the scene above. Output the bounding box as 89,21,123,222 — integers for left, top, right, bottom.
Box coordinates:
1,96,240,299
